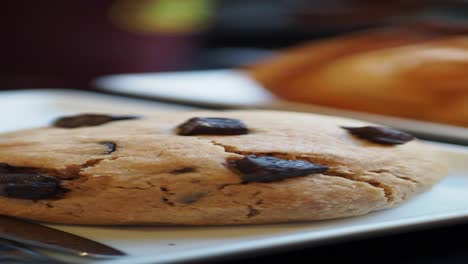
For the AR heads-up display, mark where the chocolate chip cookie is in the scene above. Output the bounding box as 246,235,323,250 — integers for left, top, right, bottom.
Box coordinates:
0,111,447,225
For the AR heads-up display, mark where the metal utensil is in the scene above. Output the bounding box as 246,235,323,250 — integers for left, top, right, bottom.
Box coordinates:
0,215,125,258
0,238,66,264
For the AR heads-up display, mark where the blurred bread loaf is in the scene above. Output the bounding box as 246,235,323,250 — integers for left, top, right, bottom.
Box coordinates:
246,28,468,127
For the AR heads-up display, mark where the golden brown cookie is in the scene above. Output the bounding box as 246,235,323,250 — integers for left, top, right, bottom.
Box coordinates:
0,110,447,225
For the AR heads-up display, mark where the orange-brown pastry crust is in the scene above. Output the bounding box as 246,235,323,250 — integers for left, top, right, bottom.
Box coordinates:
246,28,468,127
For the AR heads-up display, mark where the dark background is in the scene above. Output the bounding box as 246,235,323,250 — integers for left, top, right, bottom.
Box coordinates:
1,0,467,89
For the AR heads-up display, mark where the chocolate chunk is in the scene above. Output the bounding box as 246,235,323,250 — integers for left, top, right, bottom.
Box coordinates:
53,114,140,128
228,155,328,183
99,141,117,154
341,126,414,145
170,167,197,174
247,206,260,218
0,163,38,174
0,173,63,199
179,192,206,204
177,117,248,135
162,197,175,206
4,182,60,199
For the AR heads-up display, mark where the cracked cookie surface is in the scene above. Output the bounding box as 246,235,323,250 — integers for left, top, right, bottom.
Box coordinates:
0,110,447,225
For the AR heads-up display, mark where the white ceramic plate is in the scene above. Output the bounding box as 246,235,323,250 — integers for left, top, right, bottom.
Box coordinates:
94,69,468,144
2,89,468,264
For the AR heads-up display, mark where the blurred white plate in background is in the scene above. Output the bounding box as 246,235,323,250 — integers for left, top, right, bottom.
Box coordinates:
94,69,468,144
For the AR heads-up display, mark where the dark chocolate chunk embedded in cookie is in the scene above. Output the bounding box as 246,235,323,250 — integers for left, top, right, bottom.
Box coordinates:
99,141,117,154
0,173,63,199
53,114,140,128
177,117,248,135
0,163,38,174
178,192,206,204
4,182,60,200
341,126,414,145
170,167,197,174
228,155,328,183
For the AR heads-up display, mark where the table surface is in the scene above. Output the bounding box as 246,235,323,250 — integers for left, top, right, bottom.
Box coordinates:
218,222,468,264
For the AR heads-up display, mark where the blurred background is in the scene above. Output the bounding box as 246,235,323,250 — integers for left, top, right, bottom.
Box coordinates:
1,0,467,90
